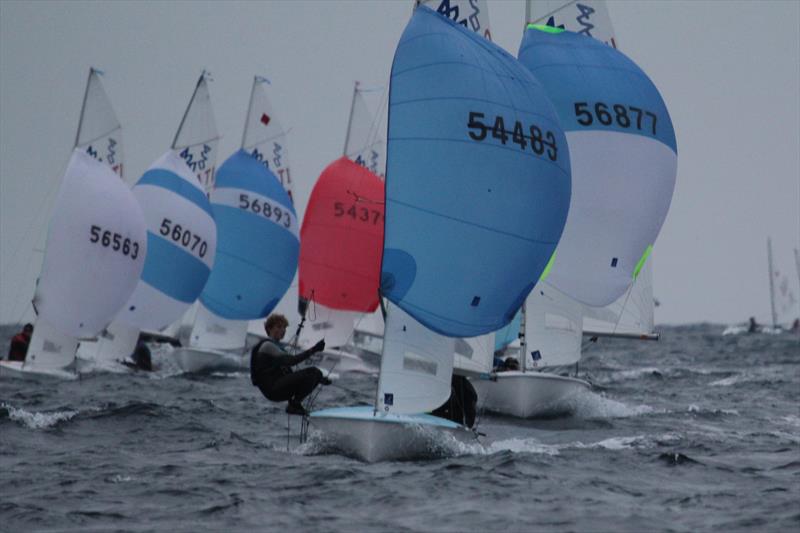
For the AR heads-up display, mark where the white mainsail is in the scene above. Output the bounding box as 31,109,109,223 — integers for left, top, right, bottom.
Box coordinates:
525,0,617,48
418,0,492,41
344,82,387,178
75,68,124,176
172,71,220,193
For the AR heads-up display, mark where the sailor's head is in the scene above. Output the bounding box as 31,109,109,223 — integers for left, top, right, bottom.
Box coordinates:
22,323,33,335
265,314,289,341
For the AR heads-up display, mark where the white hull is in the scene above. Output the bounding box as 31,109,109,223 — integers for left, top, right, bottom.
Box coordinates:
0,360,78,380
308,406,476,462
172,347,246,374
471,371,591,418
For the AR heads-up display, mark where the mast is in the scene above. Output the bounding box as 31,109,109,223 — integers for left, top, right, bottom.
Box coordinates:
342,81,360,156
74,68,95,149
795,248,800,305
767,237,778,328
172,70,207,150
519,303,527,373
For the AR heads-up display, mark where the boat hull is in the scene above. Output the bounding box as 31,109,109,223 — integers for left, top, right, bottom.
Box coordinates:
308,406,476,462
172,347,246,374
0,360,78,380
471,371,590,418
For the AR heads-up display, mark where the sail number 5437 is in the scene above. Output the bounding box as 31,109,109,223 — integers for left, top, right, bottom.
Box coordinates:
466,112,558,162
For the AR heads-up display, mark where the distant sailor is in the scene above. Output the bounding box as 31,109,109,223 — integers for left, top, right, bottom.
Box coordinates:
7,323,33,362
250,314,329,416
747,317,760,334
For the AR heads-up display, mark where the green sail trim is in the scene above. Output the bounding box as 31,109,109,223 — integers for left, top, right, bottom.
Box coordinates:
539,251,557,282
633,245,653,279
527,24,565,34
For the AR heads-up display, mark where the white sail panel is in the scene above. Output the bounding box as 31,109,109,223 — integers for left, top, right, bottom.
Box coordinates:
419,0,492,40
75,68,124,176
298,303,358,349
546,131,677,306
190,303,250,350
377,303,454,415
24,318,80,372
35,149,147,338
172,73,219,192
242,76,293,200
344,85,386,178
582,256,655,336
525,0,617,47
453,333,494,376
524,282,583,368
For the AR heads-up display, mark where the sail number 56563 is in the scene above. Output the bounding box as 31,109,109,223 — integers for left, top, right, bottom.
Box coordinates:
89,225,140,260
467,111,558,162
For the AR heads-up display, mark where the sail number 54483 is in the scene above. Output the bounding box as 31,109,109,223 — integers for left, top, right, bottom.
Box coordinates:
466,111,558,162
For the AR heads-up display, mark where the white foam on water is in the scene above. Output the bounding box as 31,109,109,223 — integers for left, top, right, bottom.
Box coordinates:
2,402,78,429
709,374,745,387
607,367,664,381
569,388,661,419
469,437,560,456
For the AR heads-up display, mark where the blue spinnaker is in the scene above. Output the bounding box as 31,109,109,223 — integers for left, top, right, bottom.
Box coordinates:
518,27,677,307
381,6,571,337
199,149,299,320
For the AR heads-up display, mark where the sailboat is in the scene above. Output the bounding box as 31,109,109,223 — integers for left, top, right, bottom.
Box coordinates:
308,5,571,461
473,0,677,417
173,76,299,373
0,68,147,379
765,237,797,332
82,72,219,369
295,82,387,375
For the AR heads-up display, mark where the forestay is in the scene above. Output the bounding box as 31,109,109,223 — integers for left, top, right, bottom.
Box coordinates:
75,68,124,176
376,302,455,415
241,76,293,201
382,6,571,337
198,150,298,323
518,26,677,307
299,156,384,314
172,71,220,193
29,150,147,370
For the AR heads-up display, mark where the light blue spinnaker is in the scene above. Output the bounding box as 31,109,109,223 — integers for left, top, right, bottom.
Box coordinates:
518,27,677,307
199,149,299,320
494,308,522,352
381,6,571,338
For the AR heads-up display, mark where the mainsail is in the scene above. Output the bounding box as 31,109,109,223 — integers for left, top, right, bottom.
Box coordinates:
75,68,124,176
344,82,386,178
525,0,617,48
172,71,220,193
241,76,293,200
382,5,571,338
518,25,677,308
418,0,492,41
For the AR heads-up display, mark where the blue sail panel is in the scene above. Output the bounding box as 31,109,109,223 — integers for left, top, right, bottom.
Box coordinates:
382,6,572,338
199,149,299,320
518,27,676,153
494,308,522,351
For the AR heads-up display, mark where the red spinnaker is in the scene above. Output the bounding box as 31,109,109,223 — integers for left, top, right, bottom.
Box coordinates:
299,156,384,312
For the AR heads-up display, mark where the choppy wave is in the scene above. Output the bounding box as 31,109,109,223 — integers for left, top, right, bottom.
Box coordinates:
1,402,78,429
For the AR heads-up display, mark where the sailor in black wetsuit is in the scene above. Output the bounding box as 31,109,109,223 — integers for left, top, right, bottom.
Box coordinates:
250,314,329,416
431,374,478,429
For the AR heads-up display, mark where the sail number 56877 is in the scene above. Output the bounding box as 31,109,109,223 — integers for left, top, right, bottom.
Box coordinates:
574,102,657,135
466,111,558,162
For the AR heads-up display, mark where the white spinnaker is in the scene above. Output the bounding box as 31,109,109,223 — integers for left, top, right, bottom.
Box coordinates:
242,76,293,200
453,333,494,376
28,150,147,370
172,72,220,192
419,0,492,41
582,256,655,336
376,302,454,415
523,282,584,368
525,0,617,48
75,68,124,176
546,131,677,307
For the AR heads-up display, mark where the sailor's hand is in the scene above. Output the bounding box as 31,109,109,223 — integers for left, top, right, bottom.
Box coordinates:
312,339,326,353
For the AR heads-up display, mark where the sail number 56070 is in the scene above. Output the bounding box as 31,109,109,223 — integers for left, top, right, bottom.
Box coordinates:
466,112,558,162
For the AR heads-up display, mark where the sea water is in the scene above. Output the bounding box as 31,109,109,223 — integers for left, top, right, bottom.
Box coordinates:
1,324,798,531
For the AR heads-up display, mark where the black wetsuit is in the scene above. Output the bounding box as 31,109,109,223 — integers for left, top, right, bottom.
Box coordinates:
250,339,323,404
432,375,478,428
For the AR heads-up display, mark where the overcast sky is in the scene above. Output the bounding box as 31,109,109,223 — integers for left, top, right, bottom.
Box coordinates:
1,0,798,326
